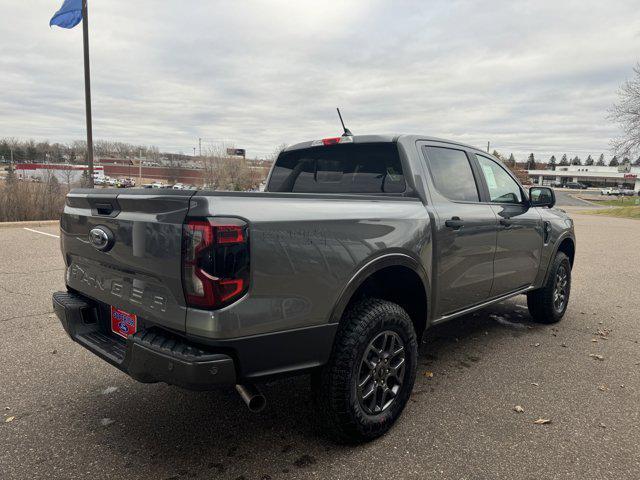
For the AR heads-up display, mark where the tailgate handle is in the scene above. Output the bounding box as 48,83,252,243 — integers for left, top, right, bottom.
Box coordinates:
94,202,115,216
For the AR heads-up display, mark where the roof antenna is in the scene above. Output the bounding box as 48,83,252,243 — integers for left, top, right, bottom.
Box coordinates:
336,108,353,137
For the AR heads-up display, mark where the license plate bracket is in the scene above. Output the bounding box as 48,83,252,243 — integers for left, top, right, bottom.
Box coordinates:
110,306,137,339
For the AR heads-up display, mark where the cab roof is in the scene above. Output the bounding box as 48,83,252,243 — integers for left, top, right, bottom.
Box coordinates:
283,134,487,156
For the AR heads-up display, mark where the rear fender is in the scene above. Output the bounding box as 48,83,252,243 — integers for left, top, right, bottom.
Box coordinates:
328,253,431,326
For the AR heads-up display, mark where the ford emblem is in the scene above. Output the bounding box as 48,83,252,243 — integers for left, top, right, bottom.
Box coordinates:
89,226,114,252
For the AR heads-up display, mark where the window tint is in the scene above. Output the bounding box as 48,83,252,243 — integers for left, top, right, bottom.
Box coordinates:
476,155,523,203
268,143,405,194
423,146,479,202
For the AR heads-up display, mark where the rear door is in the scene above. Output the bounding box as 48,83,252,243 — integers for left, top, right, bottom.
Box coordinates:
60,189,195,333
420,143,499,316
473,154,543,296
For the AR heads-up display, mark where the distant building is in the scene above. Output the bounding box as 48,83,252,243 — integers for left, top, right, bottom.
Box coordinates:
14,163,105,183
527,164,640,191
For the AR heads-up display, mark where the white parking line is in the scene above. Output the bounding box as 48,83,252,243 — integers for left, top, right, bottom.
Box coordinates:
23,227,60,239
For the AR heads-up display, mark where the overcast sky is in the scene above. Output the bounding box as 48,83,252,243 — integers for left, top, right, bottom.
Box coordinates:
1,0,639,159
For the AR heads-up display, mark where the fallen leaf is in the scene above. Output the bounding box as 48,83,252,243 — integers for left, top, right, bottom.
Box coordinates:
423,371,434,378
589,354,604,361
591,339,598,343
101,386,118,395
531,382,539,387
514,405,524,413
598,385,608,392
598,422,606,429
533,418,551,425
99,418,114,426
561,343,567,348
5,416,15,423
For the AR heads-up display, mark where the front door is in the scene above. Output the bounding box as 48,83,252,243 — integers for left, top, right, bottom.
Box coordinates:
420,144,499,316
474,154,543,296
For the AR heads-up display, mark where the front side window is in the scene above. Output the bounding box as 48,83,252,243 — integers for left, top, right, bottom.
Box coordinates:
476,155,523,203
423,146,479,202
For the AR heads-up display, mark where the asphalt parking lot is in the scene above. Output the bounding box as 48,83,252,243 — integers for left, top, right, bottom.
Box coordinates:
1,207,639,480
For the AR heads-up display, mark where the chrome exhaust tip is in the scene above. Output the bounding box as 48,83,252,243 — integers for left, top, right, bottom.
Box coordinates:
235,384,266,413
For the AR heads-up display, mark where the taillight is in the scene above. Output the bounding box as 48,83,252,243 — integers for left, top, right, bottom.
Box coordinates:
311,136,354,147
182,217,249,309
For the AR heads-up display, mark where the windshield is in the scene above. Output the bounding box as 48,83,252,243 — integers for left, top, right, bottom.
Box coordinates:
267,143,405,194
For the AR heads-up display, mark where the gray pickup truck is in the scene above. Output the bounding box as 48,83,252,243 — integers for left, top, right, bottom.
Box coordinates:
53,134,575,442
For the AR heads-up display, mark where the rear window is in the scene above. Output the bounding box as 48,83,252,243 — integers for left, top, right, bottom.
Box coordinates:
267,143,406,194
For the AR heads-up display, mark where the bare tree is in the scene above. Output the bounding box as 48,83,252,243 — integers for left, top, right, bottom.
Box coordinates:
608,63,640,157
201,145,265,191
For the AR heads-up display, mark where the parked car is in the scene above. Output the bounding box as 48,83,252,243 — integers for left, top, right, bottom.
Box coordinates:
53,134,576,443
620,188,636,196
117,178,136,188
601,187,621,196
172,183,186,190
150,182,165,189
564,182,587,189
551,180,563,188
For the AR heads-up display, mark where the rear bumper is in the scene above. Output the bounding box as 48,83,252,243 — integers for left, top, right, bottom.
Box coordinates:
53,290,338,389
53,291,236,389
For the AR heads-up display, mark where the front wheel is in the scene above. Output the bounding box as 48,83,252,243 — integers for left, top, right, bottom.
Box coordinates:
314,298,418,443
527,252,571,324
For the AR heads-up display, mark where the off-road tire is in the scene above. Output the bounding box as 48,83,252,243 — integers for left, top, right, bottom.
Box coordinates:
313,298,418,443
527,252,571,324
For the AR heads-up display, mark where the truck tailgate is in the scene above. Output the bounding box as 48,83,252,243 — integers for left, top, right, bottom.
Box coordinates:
60,189,194,333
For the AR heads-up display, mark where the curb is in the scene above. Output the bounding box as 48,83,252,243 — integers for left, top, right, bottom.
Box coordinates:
0,220,60,229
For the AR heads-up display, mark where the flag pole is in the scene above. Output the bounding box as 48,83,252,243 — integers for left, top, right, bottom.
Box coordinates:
81,0,94,187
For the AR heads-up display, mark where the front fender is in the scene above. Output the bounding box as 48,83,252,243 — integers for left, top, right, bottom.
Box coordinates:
535,229,575,288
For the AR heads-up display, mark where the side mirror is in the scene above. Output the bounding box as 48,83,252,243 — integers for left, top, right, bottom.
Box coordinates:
529,187,555,208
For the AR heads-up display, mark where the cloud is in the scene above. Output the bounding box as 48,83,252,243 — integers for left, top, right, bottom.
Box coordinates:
1,0,639,159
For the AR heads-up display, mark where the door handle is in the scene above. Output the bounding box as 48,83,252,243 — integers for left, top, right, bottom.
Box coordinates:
445,217,464,229
499,218,512,228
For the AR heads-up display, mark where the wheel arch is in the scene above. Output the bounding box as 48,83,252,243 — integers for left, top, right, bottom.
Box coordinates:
329,253,431,340
542,233,576,285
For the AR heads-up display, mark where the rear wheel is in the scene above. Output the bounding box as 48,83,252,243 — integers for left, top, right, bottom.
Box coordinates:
527,252,571,324
314,298,418,443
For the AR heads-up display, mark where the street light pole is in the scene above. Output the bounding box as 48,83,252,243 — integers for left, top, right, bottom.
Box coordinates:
81,0,94,187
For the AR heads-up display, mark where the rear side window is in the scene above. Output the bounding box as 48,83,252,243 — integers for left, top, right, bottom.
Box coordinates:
423,146,479,202
268,143,405,194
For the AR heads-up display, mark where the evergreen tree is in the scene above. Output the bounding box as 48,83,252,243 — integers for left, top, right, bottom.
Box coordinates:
585,155,594,166
26,140,37,162
5,162,16,184
559,154,569,166
491,150,503,161
525,153,536,170
548,155,557,170
571,156,582,165
609,156,619,167
508,153,517,167
80,170,90,188
596,154,605,166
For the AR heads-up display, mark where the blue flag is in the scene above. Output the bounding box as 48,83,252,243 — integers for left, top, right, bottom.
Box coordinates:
50,0,83,29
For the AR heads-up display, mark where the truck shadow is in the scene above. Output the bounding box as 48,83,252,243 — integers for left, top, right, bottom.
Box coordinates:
84,297,540,478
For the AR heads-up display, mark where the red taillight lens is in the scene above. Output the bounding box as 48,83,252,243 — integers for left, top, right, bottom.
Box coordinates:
182,217,249,309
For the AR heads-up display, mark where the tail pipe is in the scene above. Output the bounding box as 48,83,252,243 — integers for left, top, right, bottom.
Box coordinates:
235,384,266,413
